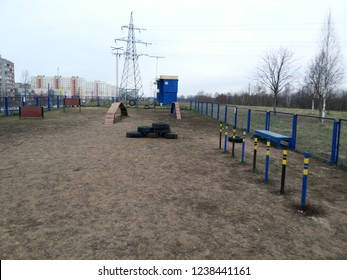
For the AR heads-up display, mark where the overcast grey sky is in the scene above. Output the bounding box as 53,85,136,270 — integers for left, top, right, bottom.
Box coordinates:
1,0,346,97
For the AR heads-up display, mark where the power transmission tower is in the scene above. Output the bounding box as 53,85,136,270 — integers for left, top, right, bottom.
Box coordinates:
115,12,150,104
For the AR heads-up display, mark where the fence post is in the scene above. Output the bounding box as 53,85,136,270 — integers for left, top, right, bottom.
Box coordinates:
48,96,51,111
265,111,270,130
22,97,26,106
211,103,214,118
217,104,220,121
190,100,192,110
331,120,340,164
280,150,287,194
247,108,251,133
224,105,228,124
35,96,39,107
5,96,9,116
112,96,115,103
57,96,60,109
97,96,100,107
253,137,258,172
291,114,298,149
206,102,208,115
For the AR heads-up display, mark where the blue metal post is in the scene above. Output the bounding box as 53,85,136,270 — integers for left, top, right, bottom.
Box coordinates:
48,96,51,111
224,124,228,153
291,114,298,149
217,104,220,121
112,96,115,103
211,103,214,118
300,153,310,209
97,96,100,106
224,105,228,124
265,111,270,130
331,121,340,164
22,97,26,106
265,141,270,182
57,96,60,109
35,96,39,107
206,102,208,115
5,97,9,116
241,128,246,163
116,96,119,102
190,100,192,110
247,108,251,133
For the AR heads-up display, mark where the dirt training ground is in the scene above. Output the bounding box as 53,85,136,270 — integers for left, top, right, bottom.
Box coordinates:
0,107,346,259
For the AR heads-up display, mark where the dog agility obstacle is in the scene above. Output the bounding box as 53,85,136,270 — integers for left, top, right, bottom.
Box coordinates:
104,102,128,124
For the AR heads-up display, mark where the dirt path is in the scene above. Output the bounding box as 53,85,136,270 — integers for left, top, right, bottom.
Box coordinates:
0,107,346,259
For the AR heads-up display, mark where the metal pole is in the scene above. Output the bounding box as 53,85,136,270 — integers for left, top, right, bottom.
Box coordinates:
253,138,258,172
300,153,310,209
264,141,270,182
280,150,287,194
241,128,246,163
224,124,228,153
219,121,223,150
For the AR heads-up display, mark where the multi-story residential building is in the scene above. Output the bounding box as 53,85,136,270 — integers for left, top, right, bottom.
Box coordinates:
31,75,115,98
0,55,15,97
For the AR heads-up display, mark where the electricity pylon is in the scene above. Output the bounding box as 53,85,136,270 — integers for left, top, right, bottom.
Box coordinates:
115,12,150,104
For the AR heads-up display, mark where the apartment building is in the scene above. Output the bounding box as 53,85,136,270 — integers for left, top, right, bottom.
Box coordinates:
31,75,115,97
0,55,15,97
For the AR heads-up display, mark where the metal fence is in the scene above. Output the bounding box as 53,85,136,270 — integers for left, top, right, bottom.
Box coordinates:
189,100,346,169
0,95,119,116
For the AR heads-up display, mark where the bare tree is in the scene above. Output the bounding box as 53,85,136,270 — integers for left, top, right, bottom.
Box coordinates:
21,70,30,95
253,47,297,113
305,12,344,121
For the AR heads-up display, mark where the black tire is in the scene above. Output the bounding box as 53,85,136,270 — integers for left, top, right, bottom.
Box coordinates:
137,125,154,135
126,131,142,138
228,136,243,143
128,99,136,106
147,132,161,138
155,128,171,136
163,132,178,139
152,121,170,130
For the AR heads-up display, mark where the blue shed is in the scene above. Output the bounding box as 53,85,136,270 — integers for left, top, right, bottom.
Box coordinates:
156,75,179,105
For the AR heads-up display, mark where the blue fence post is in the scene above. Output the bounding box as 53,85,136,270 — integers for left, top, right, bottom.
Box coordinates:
300,153,310,209
331,120,340,164
112,96,115,103
35,96,39,107
22,97,26,106
211,103,214,118
291,114,298,149
206,102,208,116
247,108,251,133
57,96,60,109
48,96,51,111
189,100,192,110
234,106,238,128
97,96,100,106
5,97,9,116
201,102,204,114
217,104,220,121
265,111,270,130
224,105,228,124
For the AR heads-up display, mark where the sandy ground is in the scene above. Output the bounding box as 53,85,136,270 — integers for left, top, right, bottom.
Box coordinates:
0,107,346,259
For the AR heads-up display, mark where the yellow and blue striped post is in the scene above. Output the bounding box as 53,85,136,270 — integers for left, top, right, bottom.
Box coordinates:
231,126,236,157
264,141,270,182
253,137,258,172
300,153,310,209
219,121,223,149
241,128,246,163
223,124,228,153
280,150,288,194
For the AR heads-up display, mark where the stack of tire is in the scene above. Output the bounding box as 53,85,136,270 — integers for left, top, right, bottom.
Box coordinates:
126,121,178,139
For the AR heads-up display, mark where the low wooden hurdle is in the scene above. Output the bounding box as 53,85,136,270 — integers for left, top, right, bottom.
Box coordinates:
63,97,81,112
19,106,44,119
170,102,181,119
